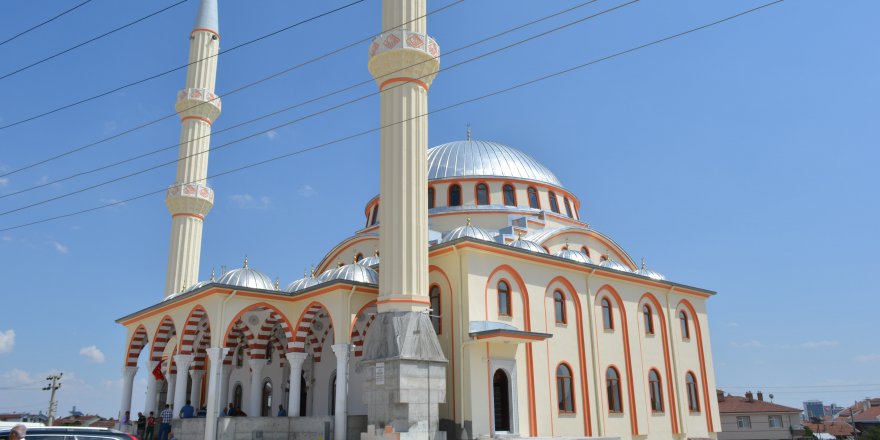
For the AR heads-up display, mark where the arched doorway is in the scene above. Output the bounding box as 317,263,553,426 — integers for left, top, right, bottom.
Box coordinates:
233,383,243,411
493,370,511,433
261,380,273,416
299,375,307,417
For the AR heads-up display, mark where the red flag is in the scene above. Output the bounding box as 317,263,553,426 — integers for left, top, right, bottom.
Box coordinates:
152,361,165,381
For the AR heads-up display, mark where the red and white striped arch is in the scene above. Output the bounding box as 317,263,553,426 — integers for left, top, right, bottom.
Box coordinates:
292,302,334,353
125,325,149,367
254,311,294,357
150,316,177,363
222,320,256,365
179,306,210,355
350,303,377,358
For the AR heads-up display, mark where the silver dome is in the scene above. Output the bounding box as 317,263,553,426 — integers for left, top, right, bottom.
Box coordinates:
357,254,380,267
441,221,496,243
599,257,631,273
427,140,563,187
322,263,379,285
509,237,547,254
287,273,322,293
555,248,590,264
217,258,276,290
635,259,665,281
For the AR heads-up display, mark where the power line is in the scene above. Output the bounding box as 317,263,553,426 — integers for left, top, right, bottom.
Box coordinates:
0,0,189,81
721,384,880,390
0,0,94,47
0,0,637,216
0,0,464,180
0,0,785,232
0,0,589,198
0,0,365,131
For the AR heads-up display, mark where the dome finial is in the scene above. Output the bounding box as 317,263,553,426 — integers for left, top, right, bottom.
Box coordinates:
466,217,472,227
274,276,280,290
563,237,570,250
516,230,524,241
210,267,215,282
337,260,344,268
243,255,249,269
467,123,471,142
310,265,315,277
374,248,379,257
641,257,646,270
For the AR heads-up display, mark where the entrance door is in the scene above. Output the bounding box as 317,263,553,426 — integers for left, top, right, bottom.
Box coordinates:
492,370,511,433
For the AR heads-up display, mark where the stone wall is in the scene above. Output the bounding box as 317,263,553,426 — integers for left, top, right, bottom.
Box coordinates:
172,416,333,440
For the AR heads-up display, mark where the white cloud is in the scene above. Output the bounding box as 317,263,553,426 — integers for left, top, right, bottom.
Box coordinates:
297,185,317,198
229,194,271,210
730,340,765,348
266,130,279,141
854,354,880,364
800,340,839,349
1,236,12,242
0,177,8,187
52,241,69,254
0,368,30,384
79,345,105,364
0,330,14,354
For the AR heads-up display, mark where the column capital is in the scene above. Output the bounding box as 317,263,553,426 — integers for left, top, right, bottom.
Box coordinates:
189,369,205,379
174,354,194,369
284,352,308,365
330,343,350,359
206,346,230,362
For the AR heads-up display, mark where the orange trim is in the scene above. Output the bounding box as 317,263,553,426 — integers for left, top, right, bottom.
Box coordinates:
502,182,518,207
597,285,639,435
679,299,714,432
496,279,513,318
376,297,431,305
428,246,455,258
555,360,577,415
316,235,379,273
124,324,149,365
474,331,546,341
428,185,436,209
429,265,456,422
640,293,679,434
605,364,624,413
172,213,204,220
526,342,537,436
223,301,297,351
379,77,429,91
181,115,213,125
191,28,220,39
474,181,491,206
486,344,494,434
179,305,210,354
119,287,231,325
348,300,377,336
429,177,579,210
447,183,462,207
149,315,177,361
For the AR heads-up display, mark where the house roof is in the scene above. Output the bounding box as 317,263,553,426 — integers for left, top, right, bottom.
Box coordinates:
853,406,880,423
803,421,858,437
717,394,802,414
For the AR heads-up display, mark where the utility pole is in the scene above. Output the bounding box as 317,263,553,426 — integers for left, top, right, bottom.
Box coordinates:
43,373,62,426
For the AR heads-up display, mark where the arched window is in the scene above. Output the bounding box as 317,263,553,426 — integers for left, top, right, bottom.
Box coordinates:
527,187,540,209
449,184,462,206
260,380,273,416
429,285,441,335
686,372,700,411
233,383,243,410
428,187,435,209
643,305,654,335
370,204,379,226
556,364,575,413
553,290,566,324
235,346,244,368
475,183,490,205
580,246,590,258
606,367,622,413
648,369,663,412
601,298,613,330
497,281,511,317
680,311,690,339
503,184,516,206
354,253,364,263
564,197,573,218
548,191,560,213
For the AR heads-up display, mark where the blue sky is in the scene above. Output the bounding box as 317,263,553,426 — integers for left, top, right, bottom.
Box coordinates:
0,0,877,418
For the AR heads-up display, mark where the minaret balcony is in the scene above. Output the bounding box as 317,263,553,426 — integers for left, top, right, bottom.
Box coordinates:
175,87,222,123
368,30,440,88
165,182,214,216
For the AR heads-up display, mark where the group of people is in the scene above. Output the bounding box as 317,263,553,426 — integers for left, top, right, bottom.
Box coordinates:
121,402,178,440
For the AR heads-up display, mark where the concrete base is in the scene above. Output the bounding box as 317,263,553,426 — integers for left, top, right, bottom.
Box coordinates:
172,416,333,440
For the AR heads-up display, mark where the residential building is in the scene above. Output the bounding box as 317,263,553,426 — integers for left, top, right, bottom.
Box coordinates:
718,390,805,440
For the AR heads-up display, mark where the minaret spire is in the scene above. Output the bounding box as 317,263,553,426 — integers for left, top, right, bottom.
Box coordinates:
163,0,222,296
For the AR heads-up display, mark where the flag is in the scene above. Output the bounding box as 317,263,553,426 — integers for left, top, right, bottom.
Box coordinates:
152,361,165,381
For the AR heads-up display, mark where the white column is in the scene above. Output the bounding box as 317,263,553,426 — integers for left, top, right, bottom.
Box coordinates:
331,344,350,440
144,361,160,415
248,359,266,416
166,374,177,407
190,370,205,407
173,354,194,419
285,352,308,417
217,366,232,415
119,366,139,423
204,347,229,440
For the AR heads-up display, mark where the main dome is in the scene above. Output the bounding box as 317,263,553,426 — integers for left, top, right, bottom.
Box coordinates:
427,140,562,187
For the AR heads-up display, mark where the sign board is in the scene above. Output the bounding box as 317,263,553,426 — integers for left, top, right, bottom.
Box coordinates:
375,362,385,385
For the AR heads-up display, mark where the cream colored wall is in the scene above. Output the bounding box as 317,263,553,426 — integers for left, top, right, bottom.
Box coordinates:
717,412,801,440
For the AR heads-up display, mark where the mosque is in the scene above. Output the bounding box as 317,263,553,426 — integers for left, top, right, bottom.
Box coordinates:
115,1,722,439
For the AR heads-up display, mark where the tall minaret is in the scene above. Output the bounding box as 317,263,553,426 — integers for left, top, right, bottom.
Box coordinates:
163,0,221,296
361,1,446,439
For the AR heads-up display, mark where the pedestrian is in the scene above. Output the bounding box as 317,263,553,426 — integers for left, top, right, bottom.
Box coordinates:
9,424,26,440
196,405,207,417
225,403,236,417
145,411,156,440
167,429,176,440
136,412,146,439
121,410,132,433
158,404,173,440
235,406,247,417
179,399,195,418
277,405,287,417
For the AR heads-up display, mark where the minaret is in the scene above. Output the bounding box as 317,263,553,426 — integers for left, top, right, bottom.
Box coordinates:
361,1,446,439
163,0,221,296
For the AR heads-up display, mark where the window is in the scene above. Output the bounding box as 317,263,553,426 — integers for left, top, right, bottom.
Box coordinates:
601,298,613,330
476,183,490,205
429,285,441,334
606,367,622,413
564,197,573,218
553,290,566,324
497,281,511,317
648,369,663,412
428,187,435,209
233,383,243,409
330,374,337,415
449,184,462,206
768,415,783,428
736,416,751,429
548,191,560,213
370,204,379,226
503,184,516,206
556,364,574,413
260,380,273,416
686,372,700,412
680,311,690,339
527,187,540,209
643,305,654,335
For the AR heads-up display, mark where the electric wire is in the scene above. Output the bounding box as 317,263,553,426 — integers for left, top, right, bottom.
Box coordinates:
0,0,93,47
0,0,786,232
0,0,190,81
0,0,464,180
0,0,638,216
0,0,365,131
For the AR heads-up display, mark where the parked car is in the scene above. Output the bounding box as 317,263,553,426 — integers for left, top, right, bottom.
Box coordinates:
0,426,137,440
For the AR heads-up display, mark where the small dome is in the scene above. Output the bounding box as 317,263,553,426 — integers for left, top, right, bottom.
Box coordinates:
509,237,547,254
441,219,496,243
635,259,665,281
322,263,379,285
599,256,631,273
186,280,211,292
555,248,590,264
287,272,322,293
217,257,276,290
357,251,380,267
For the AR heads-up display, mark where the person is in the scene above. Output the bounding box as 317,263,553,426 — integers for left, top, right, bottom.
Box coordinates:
158,404,173,440
196,405,207,417
225,403,236,417
121,410,132,433
9,424,26,440
179,400,195,419
136,412,146,439
167,429,176,440
277,405,287,417
145,411,156,440
235,406,247,417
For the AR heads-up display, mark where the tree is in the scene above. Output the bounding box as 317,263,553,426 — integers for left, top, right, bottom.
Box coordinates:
861,426,880,440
